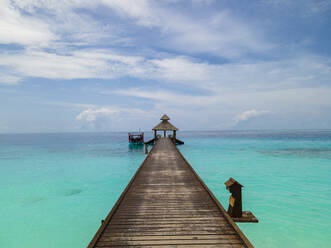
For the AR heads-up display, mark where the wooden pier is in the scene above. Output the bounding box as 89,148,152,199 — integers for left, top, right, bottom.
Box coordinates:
88,138,253,248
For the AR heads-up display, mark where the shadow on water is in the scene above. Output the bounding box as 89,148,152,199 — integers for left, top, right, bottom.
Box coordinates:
128,143,143,149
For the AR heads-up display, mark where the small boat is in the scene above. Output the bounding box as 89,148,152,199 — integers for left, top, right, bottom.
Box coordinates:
128,132,144,145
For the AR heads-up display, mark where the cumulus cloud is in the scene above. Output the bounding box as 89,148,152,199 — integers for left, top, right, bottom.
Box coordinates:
76,107,120,122
236,109,270,123
75,106,155,131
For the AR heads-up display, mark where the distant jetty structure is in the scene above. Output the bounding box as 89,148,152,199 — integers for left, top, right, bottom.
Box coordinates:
88,115,257,248
146,114,184,145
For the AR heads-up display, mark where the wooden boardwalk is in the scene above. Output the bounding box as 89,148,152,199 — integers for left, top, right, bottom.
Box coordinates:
88,138,253,248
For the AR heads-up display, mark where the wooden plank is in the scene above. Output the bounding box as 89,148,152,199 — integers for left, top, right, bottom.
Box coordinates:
111,216,225,220
96,239,243,246
88,138,253,248
87,144,159,248
99,234,240,241
119,205,218,209
115,210,221,215
104,226,236,233
173,140,254,248
120,204,216,207
110,220,227,225
108,223,234,229
101,230,238,237
95,245,245,248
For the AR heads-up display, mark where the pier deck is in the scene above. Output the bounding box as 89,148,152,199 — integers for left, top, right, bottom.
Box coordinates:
88,138,253,248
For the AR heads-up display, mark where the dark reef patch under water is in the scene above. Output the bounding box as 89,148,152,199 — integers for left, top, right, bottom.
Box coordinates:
259,148,331,159
22,196,44,205
64,189,83,196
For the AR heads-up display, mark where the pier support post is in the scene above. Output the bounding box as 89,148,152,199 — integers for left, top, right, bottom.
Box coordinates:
144,143,149,154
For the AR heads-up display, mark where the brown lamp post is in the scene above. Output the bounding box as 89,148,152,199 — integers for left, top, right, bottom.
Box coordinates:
224,177,258,223
225,177,243,218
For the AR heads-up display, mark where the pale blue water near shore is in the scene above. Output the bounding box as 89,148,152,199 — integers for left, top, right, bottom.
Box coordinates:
0,130,330,247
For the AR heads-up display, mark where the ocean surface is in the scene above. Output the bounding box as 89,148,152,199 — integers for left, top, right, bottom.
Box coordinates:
0,130,330,248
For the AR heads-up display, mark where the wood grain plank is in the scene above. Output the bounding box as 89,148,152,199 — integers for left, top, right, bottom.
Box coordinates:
88,138,252,248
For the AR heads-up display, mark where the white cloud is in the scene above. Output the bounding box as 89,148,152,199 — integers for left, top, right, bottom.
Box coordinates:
101,1,270,58
1,44,330,95
0,0,55,46
236,109,270,123
0,0,330,131
225,87,331,114
44,101,96,109
101,0,155,26
76,106,149,122
73,50,143,65
143,55,331,91
8,0,269,58
114,88,220,107
75,105,155,131
76,107,119,122
4,0,126,49
0,49,143,80
2,0,329,90
0,73,21,84
149,57,212,84
167,11,271,58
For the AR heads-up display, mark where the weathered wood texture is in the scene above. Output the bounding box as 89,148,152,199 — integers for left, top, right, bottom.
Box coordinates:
88,138,253,248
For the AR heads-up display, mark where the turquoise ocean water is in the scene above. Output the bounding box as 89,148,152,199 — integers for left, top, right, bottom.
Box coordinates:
0,130,330,247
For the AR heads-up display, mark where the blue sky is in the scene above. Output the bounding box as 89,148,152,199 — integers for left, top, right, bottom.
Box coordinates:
0,0,330,132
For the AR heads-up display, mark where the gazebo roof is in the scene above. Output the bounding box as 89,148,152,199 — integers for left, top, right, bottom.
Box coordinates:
152,114,178,131
153,121,178,131
160,114,170,121
224,177,243,189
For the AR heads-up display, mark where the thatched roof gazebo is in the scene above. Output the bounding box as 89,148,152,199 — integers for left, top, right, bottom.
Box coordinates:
143,114,183,145
152,114,178,142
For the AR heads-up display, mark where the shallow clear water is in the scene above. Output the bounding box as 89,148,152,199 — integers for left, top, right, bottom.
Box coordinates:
0,130,330,247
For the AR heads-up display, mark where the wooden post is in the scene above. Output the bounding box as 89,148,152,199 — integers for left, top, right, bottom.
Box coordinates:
225,178,243,218
154,130,157,140
144,143,148,154
224,177,258,223
173,130,176,143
